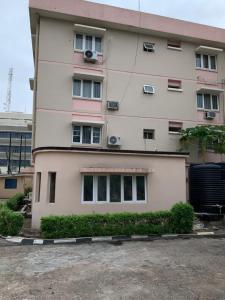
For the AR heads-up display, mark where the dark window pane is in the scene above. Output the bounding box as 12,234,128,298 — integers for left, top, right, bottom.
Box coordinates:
85,35,92,50
49,172,56,203
93,127,101,144
203,55,209,68
73,80,81,96
95,37,102,52
83,80,92,98
204,94,211,109
73,126,81,143
76,34,83,50
82,126,91,144
197,94,203,108
93,82,101,98
196,53,201,68
210,56,216,70
124,176,133,201
83,175,93,201
212,95,218,110
5,178,17,189
97,176,107,201
36,172,41,203
143,129,154,139
136,176,145,201
110,175,121,202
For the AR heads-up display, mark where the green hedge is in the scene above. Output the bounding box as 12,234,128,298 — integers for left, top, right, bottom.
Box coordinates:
6,193,24,211
0,206,24,236
41,203,194,239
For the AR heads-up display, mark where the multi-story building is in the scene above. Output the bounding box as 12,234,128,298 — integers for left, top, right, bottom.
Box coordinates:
29,0,225,228
0,112,32,174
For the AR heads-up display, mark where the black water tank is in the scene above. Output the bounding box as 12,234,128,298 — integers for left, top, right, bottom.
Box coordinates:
189,163,225,214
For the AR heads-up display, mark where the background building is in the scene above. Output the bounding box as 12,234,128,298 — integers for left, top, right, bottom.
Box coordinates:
29,0,225,228
0,112,32,174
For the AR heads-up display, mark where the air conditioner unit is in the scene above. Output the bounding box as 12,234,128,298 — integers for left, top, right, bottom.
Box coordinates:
143,85,155,94
84,50,98,62
205,111,216,120
143,42,155,52
107,101,119,110
107,136,121,146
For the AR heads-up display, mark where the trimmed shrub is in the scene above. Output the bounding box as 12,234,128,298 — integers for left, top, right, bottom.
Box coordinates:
41,211,172,239
6,193,24,211
170,202,194,234
0,207,24,236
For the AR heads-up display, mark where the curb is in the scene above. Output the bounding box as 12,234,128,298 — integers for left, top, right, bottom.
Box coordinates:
1,232,225,246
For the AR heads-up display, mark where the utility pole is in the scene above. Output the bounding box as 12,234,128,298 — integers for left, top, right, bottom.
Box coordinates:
4,68,13,112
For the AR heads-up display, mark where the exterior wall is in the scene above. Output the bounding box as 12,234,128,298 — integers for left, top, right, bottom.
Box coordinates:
34,17,225,162
0,175,33,199
32,151,187,228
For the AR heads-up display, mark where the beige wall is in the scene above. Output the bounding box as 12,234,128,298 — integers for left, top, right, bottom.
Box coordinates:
32,150,187,228
0,175,33,199
33,17,225,163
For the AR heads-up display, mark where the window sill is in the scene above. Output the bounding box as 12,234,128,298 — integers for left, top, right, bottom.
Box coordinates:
71,144,102,148
74,49,103,56
167,46,182,51
81,201,147,205
195,67,217,73
169,131,182,135
72,97,102,101
197,109,219,112
168,88,183,92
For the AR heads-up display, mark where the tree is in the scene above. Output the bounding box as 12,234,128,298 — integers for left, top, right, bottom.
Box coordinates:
180,125,225,161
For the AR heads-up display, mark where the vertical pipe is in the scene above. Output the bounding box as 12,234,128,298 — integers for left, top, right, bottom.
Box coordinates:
24,135,27,168
8,132,12,174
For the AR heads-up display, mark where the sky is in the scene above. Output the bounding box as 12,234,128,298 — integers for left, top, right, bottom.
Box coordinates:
1,0,225,114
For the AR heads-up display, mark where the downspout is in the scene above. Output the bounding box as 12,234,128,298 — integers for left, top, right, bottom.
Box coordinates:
32,14,40,154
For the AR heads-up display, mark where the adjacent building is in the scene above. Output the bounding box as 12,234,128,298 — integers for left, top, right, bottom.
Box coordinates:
0,112,32,174
29,0,225,228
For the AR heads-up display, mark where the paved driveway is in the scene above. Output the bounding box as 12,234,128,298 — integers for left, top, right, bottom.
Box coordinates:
0,239,225,299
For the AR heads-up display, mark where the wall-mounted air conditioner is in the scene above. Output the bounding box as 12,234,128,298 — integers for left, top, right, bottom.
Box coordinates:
143,42,155,52
205,111,216,120
143,85,155,94
84,50,98,62
107,101,119,110
107,136,121,146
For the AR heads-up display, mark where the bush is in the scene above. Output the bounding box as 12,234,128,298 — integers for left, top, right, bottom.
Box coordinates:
41,211,173,239
0,207,24,236
6,193,24,211
170,202,194,234
24,186,32,196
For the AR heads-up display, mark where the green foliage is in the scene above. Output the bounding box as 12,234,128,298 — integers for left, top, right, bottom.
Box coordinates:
180,125,225,160
170,202,194,234
0,206,24,236
24,186,32,196
41,203,194,239
6,193,24,211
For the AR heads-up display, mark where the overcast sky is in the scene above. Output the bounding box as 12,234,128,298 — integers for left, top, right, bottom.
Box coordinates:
1,0,225,114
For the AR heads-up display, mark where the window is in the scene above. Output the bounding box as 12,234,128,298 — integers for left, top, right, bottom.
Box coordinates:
0,131,32,139
195,53,217,70
82,174,146,203
143,129,155,140
35,172,41,203
168,79,182,90
73,79,101,99
167,40,181,50
5,178,17,189
169,121,183,133
143,42,155,52
74,33,102,52
73,125,101,145
197,94,219,111
48,172,56,203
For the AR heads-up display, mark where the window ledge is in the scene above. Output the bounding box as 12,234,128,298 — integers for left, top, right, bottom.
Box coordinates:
167,46,182,51
71,144,102,148
168,88,183,92
197,109,219,112
72,97,102,101
74,49,103,56
196,67,217,73
169,132,182,135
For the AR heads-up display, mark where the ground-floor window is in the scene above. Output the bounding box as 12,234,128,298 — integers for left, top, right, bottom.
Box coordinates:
48,172,56,203
5,178,17,189
82,174,147,203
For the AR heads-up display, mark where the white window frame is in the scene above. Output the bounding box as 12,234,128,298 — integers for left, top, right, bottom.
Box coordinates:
72,79,102,100
197,93,219,111
81,174,147,204
74,33,103,54
72,125,102,145
195,53,217,71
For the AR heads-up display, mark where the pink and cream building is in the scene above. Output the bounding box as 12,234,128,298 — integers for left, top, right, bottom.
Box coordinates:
29,0,225,228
